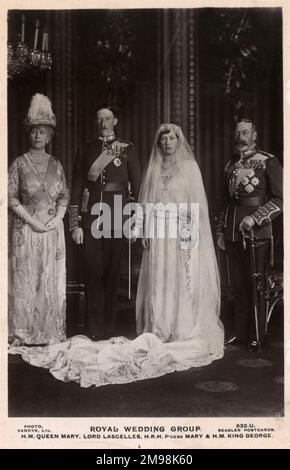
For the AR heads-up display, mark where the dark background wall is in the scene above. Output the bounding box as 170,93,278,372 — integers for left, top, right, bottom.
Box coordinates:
74,10,158,173
197,8,283,216
8,10,159,177
8,9,283,200
7,8,283,277
196,8,283,271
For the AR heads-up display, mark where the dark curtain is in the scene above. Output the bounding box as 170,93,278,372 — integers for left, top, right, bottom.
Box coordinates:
197,8,283,274
7,8,283,277
197,8,283,216
73,9,158,175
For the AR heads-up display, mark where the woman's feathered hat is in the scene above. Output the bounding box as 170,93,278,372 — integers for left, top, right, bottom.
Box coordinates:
24,93,56,128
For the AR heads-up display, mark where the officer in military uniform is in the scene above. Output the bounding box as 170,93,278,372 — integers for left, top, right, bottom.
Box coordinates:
69,105,141,340
217,118,283,352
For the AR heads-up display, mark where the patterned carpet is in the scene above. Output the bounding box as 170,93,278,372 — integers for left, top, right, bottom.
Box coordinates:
8,309,283,417
8,242,284,417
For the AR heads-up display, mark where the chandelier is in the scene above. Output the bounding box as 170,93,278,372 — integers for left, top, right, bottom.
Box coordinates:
8,14,52,78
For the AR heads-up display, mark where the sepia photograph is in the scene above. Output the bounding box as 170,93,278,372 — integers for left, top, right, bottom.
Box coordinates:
1,0,289,450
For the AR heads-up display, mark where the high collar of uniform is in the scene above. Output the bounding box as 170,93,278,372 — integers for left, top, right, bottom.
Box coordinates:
98,134,116,144
235,145,257,161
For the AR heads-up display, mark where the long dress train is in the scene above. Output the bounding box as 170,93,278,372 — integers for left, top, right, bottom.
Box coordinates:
9,161,224,388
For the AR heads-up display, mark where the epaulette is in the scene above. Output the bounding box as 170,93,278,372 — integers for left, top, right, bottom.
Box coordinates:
116,138,133,147
257,150,274,159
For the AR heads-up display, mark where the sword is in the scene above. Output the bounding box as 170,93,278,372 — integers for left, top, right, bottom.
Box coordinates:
216,239,221,274
128,182,132,300
248,229,260,345
128,229,131,300
226,253,231,288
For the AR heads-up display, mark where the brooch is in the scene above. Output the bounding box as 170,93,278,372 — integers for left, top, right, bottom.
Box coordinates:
113,157,122,167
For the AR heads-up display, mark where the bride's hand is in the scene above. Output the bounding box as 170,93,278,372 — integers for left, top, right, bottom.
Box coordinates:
142,238,150,249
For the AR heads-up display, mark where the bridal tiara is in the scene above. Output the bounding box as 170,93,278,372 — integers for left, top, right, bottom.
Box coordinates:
157,123,181,136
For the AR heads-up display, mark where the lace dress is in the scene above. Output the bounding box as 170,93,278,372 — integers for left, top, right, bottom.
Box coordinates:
8,153,69,345
136,161,224,353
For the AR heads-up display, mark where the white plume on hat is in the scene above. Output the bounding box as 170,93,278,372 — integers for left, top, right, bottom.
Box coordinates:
24,93,56,128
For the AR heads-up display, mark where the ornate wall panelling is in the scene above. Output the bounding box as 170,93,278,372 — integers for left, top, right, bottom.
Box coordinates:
157,9,198,155
52,10,76,189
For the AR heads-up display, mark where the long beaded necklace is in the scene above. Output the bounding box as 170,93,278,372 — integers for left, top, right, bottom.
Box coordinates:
26,152,50,192
161,159,177,191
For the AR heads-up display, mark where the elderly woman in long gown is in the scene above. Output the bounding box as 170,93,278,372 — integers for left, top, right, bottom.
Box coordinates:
8,94,69,346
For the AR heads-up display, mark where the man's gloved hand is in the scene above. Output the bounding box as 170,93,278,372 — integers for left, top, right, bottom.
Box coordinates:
72,227,84,245
217,233,225,250
239,216,255,232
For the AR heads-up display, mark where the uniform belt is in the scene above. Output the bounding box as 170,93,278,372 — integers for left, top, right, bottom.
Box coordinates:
90,181,124,192
101,182,124,192
228,196,266,207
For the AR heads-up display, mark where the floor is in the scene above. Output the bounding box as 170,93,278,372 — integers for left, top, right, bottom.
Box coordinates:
8,301,284,418
8,242,284,417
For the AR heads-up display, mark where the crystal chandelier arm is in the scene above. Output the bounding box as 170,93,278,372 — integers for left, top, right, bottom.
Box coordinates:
8,14,52,77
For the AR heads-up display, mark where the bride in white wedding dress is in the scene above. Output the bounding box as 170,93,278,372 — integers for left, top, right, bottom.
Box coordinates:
135,123,224,354
9,124,224,389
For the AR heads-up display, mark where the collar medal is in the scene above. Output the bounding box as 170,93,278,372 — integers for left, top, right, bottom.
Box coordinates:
113,157,122,167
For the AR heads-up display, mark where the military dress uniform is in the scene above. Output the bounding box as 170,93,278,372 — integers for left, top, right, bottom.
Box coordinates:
69,135,141,339
218,148,283,346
